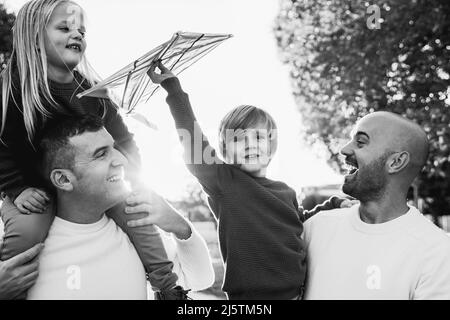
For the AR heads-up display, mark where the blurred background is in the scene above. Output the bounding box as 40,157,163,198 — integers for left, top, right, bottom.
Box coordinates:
1,0,449,299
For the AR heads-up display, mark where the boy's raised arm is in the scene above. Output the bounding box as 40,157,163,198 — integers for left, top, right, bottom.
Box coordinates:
148,62,222,195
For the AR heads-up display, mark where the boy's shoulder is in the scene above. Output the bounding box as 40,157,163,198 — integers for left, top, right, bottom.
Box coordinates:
258,177,298,199
257,175,295,190
223,166,293,188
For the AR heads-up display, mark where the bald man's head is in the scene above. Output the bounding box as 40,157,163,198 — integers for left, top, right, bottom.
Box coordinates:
360,111,429,175
341,111,429,201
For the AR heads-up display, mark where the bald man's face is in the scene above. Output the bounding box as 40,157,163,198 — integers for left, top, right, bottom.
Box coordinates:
340,112,429,201
340,116,394,201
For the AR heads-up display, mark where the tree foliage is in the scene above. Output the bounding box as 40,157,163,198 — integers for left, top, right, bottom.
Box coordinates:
275,0,450,216
171,182,216,226
0,4,15,71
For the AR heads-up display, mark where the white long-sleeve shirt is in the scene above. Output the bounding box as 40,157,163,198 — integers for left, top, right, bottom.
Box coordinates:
303,205,450,300
149,223,215,295
26,215,214,300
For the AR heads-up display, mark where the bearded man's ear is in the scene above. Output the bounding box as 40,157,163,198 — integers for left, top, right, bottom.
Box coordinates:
387,151,410,174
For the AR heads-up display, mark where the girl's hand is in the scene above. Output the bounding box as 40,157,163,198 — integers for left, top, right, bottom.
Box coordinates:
14,188,50,214
147,60,176,84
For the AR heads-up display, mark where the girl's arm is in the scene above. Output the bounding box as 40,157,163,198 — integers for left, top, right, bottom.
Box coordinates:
0,101,50,215
0,96,32,200
0,142,28,200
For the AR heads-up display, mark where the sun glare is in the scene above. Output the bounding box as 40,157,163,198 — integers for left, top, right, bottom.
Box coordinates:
3,0,343,201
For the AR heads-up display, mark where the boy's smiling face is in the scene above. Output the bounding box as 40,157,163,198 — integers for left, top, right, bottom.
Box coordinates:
224,122,274,177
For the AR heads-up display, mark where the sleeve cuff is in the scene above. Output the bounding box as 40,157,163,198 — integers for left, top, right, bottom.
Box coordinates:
330,196,345,208
172,220,197,244
2,185,29,201
160,77,184,95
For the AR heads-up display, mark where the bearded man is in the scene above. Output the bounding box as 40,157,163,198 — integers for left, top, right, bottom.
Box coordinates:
303,111,450,300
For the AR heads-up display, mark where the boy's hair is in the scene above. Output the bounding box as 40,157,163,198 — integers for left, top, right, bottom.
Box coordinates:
38,114,104,185
218,105,278,157
0,0,102,145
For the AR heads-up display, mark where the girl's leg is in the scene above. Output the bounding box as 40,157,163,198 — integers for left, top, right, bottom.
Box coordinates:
105,201,178,292
0,196,54,261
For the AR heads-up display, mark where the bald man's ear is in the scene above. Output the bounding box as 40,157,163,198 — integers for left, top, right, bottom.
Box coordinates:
50,169,75,192
387,151,410,174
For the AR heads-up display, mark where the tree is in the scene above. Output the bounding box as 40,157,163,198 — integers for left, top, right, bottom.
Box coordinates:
0,4,15,71
274,0,450,220
171,182,217,228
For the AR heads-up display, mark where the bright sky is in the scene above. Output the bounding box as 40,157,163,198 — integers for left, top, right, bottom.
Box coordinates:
3,0,343,199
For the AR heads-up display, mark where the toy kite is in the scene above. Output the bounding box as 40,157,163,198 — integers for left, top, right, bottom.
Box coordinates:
77,31,232,115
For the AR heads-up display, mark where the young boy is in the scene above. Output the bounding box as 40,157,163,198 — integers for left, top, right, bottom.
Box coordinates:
148,62,346,300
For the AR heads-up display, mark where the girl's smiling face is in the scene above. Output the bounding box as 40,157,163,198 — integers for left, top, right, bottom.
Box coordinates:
44,1,86,75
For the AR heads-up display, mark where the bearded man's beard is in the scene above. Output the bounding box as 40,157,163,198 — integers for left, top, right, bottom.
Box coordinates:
342,152,390,202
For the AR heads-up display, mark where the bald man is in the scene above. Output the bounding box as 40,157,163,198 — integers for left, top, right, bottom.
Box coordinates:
303,111,450,300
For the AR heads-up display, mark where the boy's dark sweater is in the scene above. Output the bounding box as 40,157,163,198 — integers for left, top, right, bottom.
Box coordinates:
0,72,140,199
161,77,340,299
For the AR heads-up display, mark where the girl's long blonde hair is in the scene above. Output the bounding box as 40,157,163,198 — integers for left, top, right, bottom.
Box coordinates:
1,0,101,145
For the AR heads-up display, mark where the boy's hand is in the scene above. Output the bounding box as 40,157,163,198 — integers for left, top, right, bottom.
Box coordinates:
125,188,192,240
14,188,50,215
147,60,176,84
340,199,359,208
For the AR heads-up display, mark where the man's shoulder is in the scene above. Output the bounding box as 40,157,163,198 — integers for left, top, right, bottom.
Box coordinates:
306,207,352,223
303,207,353,245
304,207,353,233
407,209,450,250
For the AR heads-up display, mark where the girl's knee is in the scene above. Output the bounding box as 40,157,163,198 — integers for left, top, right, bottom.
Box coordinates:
1,201,53,260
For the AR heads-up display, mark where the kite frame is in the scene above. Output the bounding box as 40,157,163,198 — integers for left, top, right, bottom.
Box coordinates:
77,31,233,114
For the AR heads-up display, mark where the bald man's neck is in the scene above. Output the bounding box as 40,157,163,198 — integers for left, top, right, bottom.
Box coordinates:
356,178,410,223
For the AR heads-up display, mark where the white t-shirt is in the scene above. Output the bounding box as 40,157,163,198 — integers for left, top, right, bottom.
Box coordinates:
25,214,214,300
303,205,450,300
28,215,147,300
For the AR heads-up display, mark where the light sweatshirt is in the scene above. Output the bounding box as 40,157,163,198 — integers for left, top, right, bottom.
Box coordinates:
303,205,450,300
27,215,213,300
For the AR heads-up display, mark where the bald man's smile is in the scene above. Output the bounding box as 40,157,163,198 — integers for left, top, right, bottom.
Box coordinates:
344,156,359,181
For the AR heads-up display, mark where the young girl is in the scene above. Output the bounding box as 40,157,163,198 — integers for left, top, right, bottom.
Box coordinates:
0,0,185,299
